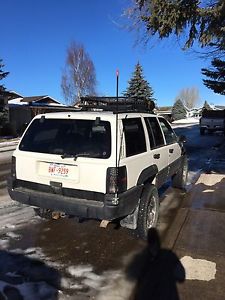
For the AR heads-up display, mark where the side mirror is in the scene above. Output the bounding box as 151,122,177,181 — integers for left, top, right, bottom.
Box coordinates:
178,135,186,143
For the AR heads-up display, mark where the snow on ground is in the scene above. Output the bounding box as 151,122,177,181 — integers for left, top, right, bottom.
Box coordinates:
171,117,199,128
186,169,202,192
0,170,203,299
0,211,125,299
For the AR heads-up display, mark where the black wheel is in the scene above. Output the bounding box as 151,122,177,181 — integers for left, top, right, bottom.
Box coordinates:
34,208,52,219
137,184,159,240
200,128,205,135
172,156,188,190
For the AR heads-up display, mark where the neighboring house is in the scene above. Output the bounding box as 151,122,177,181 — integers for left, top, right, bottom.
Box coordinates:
156,105,202,121
155,106,173,122
6,93,74,135
187,107,202,118
212,105,225,110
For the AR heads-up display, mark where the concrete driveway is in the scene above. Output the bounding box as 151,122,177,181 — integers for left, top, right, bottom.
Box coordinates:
163,143,225,300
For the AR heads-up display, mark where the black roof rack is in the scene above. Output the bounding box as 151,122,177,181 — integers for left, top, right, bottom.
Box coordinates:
79,96,155,113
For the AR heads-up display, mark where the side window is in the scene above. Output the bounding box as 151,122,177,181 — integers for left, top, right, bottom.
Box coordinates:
158,118,177,144
145,117,165,148
123,118,146,157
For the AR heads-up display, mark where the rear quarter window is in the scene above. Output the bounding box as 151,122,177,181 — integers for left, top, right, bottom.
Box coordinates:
145,117,165,148
123,118,146,157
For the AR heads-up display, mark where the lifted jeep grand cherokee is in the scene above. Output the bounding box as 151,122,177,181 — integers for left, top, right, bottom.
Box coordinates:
8,97,188,239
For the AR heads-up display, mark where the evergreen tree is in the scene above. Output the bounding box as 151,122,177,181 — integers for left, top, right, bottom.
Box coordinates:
127,1,225,57
172,99,187,121
203,100,211,110
0,59,9,94
202,59,225,96
127,1,225,96
124,62,155,104
0,59,9,128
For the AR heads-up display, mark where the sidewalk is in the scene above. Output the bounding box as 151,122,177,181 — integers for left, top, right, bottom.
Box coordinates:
163,151,225,299
0,139,19,152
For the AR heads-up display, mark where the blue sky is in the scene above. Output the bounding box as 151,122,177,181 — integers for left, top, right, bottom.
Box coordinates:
1,0,224,107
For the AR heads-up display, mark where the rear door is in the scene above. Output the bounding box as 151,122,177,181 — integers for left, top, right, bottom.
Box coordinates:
158,117,182,176
144,117,169,187
122,117,149,189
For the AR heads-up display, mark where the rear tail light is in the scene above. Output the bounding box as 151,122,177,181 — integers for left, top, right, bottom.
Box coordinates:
11,156,17,179
106,166,127,194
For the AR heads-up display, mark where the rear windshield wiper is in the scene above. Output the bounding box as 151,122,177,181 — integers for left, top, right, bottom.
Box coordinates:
61,153,93,160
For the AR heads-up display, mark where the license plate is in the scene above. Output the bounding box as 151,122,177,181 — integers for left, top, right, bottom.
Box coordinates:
48,163,69,177
38,162,79,181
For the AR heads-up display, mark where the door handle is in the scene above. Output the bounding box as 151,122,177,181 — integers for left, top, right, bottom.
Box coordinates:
169,149,174,153
153,153,160,159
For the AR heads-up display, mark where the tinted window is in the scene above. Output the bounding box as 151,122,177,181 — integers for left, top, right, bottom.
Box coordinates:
145,117,164,148
158,118,177,144
123,118,146,157
19,118,111,159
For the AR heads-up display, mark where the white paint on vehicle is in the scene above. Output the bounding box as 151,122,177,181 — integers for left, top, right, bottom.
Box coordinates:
180,256,216,281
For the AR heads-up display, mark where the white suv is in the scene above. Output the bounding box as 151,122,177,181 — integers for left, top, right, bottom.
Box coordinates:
8,98,188,239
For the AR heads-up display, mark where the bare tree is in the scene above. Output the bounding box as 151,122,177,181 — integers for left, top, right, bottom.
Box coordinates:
61,42,97,105
176,87,200,109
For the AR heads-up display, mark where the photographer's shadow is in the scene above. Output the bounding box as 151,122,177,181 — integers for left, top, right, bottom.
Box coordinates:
126,228,185,300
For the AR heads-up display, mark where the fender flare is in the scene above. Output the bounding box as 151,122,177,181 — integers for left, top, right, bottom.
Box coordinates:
137,164,158,186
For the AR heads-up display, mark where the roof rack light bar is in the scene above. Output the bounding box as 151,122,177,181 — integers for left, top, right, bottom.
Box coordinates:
79,96,155,113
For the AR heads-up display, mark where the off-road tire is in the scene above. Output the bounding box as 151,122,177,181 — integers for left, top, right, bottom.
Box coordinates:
172,156,188,190
137,184,159,240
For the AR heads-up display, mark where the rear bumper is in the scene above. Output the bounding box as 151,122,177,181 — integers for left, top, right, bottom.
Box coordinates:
8,178,143,220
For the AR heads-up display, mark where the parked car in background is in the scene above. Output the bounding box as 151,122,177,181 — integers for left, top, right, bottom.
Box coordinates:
200,109,225,135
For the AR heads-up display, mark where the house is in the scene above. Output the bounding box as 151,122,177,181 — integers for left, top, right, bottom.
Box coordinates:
156,104,203,121
1,92,78,135
155,106,173,122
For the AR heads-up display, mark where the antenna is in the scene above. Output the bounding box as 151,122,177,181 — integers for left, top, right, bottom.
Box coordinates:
115,69,119,199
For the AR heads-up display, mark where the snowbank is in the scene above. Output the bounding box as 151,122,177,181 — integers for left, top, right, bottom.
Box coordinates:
171,117,199,128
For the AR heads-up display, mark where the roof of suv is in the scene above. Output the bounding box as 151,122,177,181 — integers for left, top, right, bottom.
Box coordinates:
35,111,157,120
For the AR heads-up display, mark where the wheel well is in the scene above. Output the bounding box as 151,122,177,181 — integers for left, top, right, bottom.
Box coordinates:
137,165,158,186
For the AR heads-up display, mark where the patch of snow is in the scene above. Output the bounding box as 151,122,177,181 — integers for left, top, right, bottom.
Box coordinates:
172,117,200,124
0,206,37,235
2,224,16,230
186,170,202,192
11,247,62,269
6,231,21,240
96,271,135,300
60,277,81,290
67,265,93,277
0,239,9,249
82,278,102,290
180,256,216,281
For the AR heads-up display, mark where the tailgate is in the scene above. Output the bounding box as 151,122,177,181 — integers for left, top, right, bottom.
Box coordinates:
15,152,109,193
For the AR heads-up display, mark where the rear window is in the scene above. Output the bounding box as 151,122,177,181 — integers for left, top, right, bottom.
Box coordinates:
19,118,111,159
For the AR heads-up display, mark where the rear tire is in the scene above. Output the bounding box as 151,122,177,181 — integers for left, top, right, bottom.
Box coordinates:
172,156,188,190
137,184,159,240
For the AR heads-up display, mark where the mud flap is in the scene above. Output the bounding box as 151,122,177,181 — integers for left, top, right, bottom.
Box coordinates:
120,205,139,230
